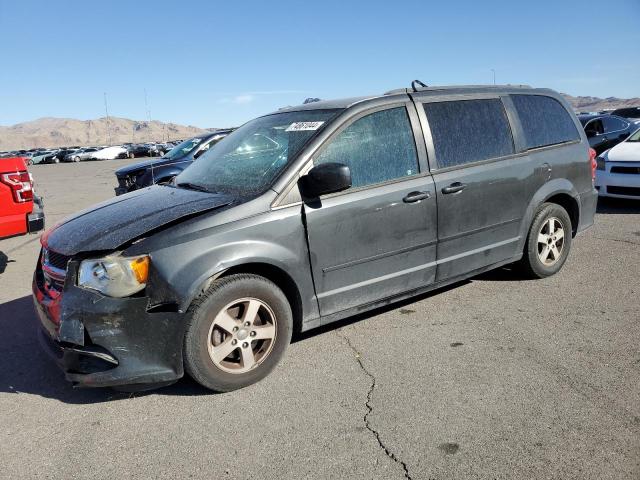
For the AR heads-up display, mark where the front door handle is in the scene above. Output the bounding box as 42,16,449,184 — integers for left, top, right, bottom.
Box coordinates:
403,191,431,203
441,182,466,194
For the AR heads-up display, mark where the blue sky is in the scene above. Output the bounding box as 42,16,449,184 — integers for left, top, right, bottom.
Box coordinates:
1,0,639,127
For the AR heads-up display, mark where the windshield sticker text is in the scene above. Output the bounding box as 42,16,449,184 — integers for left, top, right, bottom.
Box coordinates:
285,121,325,132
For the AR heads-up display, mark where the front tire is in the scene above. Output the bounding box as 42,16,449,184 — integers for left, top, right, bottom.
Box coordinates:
183,274,292,392
520,202,572,278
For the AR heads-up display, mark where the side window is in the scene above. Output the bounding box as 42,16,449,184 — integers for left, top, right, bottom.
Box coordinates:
603,116,629,133
584,119,604,137
313,107,418,189
423,99,514,168
511,94,580,149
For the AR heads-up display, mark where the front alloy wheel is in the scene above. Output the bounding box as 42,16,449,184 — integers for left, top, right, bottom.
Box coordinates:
207,298,277,374
184,274,292,392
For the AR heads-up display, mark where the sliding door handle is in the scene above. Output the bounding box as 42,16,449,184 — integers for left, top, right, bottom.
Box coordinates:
441,182,466,194
403,191,431,203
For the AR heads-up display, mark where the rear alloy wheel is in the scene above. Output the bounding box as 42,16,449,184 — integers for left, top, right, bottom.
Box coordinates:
184,274,292,392
537,217,565,267
520,202,572,278
74,156,80,162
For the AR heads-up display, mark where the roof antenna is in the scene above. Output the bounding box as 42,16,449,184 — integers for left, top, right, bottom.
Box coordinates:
411,80,428,92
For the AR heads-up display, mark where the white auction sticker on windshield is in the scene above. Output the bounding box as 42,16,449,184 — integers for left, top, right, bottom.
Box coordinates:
285,121,324,132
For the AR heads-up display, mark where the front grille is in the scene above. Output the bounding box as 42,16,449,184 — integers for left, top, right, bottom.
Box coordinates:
607,186,640,197
610,166,640,175
42,248,69,292
46,249,70,270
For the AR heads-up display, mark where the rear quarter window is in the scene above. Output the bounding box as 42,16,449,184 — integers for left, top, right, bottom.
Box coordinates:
511,94,580,149
603,116,629,133
423,99,514,169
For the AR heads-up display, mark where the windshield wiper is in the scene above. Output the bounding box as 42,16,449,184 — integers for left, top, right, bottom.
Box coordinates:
176,182,212,193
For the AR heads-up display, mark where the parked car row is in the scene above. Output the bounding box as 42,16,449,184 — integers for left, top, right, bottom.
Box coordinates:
0,140,185,165
575,107,640,124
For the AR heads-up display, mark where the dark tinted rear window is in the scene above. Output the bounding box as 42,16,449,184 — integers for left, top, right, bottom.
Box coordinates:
423,99,514,168
511,95,580,149
611,108,640,118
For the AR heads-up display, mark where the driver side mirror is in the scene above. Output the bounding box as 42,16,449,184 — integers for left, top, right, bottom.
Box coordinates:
193,148,206,159
299,163,351,198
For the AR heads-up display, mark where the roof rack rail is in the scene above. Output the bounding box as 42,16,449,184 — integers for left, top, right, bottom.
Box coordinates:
384,83,533,95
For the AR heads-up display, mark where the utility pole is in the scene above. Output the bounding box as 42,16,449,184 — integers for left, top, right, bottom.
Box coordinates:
104,92,112,145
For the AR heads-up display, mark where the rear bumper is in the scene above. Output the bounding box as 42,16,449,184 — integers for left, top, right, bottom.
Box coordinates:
32,261,185,388
0,197,44,239
577,187,598,234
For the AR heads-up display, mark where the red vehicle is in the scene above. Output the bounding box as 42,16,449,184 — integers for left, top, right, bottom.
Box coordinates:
0,157,45,239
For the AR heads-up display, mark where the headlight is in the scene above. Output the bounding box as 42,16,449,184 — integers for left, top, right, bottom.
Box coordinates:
596,157,606,171
78,254,150,297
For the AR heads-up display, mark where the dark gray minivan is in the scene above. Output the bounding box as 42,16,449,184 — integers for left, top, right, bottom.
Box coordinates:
33,83,598,392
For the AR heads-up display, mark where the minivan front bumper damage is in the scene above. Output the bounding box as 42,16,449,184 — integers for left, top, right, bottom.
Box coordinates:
32,261,186,388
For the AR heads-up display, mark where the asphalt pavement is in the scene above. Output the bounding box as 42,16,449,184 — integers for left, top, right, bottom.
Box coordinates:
1,159,638,479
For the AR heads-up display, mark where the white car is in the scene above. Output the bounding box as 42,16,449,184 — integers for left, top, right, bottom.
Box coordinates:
595,128,640,199
92,146,128,160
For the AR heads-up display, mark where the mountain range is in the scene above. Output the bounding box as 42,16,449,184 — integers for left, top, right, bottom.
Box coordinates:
1,93,639,151
562,94,640,112
0,117,208,151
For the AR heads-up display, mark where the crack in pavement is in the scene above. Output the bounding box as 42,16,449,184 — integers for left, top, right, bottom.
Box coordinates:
335,329,413,480
592,236,640,247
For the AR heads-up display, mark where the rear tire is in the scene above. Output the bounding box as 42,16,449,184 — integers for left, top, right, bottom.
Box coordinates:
520,202,572,278
183,274,292,392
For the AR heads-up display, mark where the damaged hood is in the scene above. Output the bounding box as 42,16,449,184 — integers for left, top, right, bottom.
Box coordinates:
44,185,234,256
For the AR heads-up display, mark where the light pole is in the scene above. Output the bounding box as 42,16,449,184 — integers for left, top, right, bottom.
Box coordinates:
491,69,496,85
104,92,112,145
144,88,151,122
